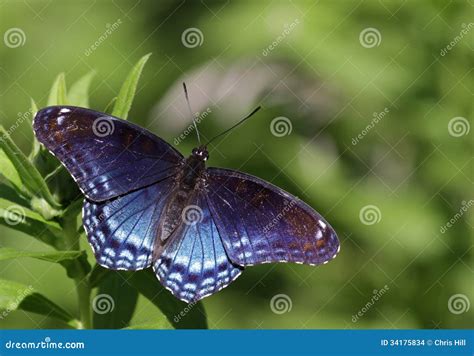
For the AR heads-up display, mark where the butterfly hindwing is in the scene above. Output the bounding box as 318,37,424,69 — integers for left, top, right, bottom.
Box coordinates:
83,177,175,270
206,168,340,267
33,106,183,201
153,192,243,303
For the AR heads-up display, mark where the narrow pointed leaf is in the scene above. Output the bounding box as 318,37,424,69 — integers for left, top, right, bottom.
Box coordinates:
0,279,80,328
112,53,151,119
0,149,22,192
47,73,68,106
29,98,42,160
0,126,61,210
0,247,83,263
68,71,95,107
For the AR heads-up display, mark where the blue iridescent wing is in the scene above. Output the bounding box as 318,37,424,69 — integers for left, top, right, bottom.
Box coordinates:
206,168,340,267
33,106,183,201
153,192,243,303
83,176,175,270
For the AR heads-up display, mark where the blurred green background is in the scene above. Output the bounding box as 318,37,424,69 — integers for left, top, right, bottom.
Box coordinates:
0,0,472,329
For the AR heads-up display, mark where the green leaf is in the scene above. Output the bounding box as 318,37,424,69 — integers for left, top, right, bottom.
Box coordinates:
0,247,83,263
111,53,151,119
0,278,80,328
88,264,110,288
128,269,208,329
68,71,95,107
0,149,22,192
125,320,173,329
29,98,42,160
0,198,60,247
0,126,61,211
92,271,139,329
47,73,68,106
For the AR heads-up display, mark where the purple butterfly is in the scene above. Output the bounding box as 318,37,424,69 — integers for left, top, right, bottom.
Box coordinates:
33,93,339,303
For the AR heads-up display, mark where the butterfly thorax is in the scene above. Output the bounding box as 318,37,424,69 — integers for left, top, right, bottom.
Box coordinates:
155,147,208,244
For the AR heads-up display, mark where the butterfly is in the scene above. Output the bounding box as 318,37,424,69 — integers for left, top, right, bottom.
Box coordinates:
33,100,340,303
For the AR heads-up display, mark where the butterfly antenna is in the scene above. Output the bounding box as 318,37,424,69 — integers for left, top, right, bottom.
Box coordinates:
182,82,201,145
204,106,261,146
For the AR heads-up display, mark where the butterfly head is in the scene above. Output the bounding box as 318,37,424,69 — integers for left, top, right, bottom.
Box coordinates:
192,146,209,161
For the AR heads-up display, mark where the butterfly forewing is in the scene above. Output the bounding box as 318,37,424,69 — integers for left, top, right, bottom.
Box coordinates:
33,106,183,202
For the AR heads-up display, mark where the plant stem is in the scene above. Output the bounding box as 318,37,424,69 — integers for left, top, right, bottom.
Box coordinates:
62,211,92,329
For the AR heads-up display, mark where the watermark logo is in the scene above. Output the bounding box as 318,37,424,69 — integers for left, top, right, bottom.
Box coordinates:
448,294,470,315
3,205,26,226
84,19,122,56
173,300,197,323
4,28,26,48
92,117,115,137
92,294,115,314
448,117,470,137
440,200,473,234
0,285,33,320
181,28,204,48
352,108,389,145
352,285,389,322
270,294,292,314
174,108,212,146
359,205,381,225
440,23,474,56
181,205,203,226
270,117,292,137
262,19,300,56
359,28,381,48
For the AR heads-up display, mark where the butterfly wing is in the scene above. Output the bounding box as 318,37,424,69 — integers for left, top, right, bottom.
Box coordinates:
33,106,183,202
205,168,340,267
83,176,176,270
153,192,243,303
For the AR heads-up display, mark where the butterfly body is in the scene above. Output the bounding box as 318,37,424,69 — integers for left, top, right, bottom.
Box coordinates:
156,148,207,242
33,106,340,303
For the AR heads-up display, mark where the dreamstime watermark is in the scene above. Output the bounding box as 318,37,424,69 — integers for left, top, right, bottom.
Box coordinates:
447,294,470,315
351,108,389,145
270,117,292,137
92,294,115,314
181,205,203,226
5,337,85,350
448,117,470,137
2,205,26,226
440,23,474,57
84,19,122,56
262,19,300,56
1,109,35,142
352,285,389,322
270,294,292,314
181,28,204,48
3,28,26,48
440,200,473,234
0,285,33,320
359,205,381,225
174,108,212,146
359,28,381,48
92,116,115,137
173,300,198,323
263,200,297,234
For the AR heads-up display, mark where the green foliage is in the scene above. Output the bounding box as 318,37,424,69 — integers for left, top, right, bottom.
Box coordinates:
0,56,207,329
112,53,151,120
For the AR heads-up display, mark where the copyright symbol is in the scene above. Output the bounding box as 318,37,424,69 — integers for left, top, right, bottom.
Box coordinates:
427,339,433,346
